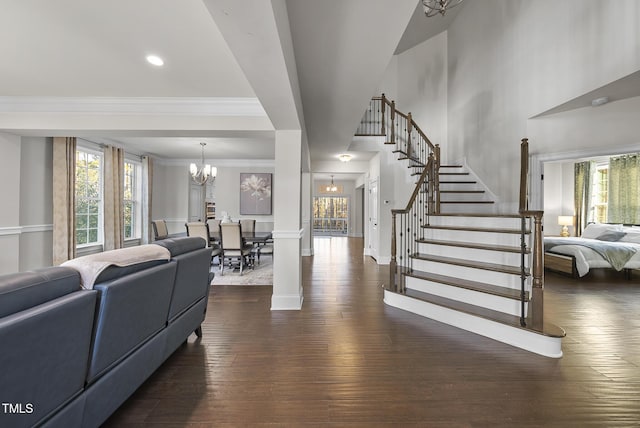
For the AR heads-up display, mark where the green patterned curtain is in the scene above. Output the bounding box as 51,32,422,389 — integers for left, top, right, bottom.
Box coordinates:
608,154,640,224
574,161,593,236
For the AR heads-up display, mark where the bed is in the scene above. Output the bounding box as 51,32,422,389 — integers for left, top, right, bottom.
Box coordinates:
544,223,640,277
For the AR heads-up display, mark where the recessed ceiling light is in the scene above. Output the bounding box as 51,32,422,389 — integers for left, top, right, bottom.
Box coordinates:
146,55,164,67
591,96,609,107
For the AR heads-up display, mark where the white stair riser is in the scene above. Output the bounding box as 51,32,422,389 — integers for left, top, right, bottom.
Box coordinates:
428,215,527,229
424,228,524,247
439,204,497,214
417,243,528,268
439,193,489,202
384,291,562,358
411,259,526,289
405,276,528,317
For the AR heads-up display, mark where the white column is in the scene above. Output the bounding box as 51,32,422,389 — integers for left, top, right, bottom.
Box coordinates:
301,172,313,256
271,130,303,310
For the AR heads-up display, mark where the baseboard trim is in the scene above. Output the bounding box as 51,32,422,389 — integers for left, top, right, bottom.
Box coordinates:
271,294,304,310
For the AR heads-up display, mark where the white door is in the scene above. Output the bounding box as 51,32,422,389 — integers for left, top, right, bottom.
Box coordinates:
368,178,379,259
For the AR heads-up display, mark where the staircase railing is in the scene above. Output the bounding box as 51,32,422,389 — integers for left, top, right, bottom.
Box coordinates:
389,154,436,292
356,95,441,293
519,138,544,330
356,94,439,171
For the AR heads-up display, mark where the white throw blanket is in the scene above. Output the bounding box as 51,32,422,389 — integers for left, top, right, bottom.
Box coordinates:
62,244,171,289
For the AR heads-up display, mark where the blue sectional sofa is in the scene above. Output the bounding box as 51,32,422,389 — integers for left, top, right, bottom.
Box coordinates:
0,237,212,428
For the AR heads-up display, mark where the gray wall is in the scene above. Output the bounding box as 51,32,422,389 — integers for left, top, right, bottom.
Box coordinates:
447,0,640,207
152,162,276,234
19,137,53,271
0,133,53,274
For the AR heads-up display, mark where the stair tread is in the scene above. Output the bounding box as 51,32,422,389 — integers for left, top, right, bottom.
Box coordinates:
403,268,529,301
439,181,478,184
400,288,565,338
424,224,530,234
439,172,469,175
440,165,464,168
440,190,485,194
411,253,528,276
416,238,529,254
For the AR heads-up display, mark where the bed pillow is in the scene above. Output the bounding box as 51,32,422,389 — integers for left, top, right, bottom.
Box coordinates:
581,223,623,239
620,231,640,244
595,231,626,242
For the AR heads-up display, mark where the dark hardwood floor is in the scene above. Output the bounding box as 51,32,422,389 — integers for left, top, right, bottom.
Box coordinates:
104,237,640,427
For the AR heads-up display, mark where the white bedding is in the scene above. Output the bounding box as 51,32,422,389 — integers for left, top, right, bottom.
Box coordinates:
544,238,640,277
544,223,640,276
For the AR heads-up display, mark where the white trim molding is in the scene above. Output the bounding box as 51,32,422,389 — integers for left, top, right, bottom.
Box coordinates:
0,226,22,236
272,229,304,239
0,96,268,117
21,224,53,234
0,224,53,236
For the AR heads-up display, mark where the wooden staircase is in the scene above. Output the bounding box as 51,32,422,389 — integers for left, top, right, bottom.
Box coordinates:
358,96,565,358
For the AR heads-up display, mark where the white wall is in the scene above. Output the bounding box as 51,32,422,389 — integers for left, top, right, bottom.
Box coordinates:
397,31,448,160
447,0,640,206
215,166,275,232
152,163,190,234
0,132,22,273
153,162,276,234
543,161,576,236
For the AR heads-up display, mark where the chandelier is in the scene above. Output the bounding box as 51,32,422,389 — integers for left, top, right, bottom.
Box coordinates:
326,175,338,192
190,142,217,185
423,0,464,17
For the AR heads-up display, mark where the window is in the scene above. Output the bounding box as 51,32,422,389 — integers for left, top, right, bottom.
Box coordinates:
75,149,103,246
313,196,349,235
124,160,142,240
590,164,609,223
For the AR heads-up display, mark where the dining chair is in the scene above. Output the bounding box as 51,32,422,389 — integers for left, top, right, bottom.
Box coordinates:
219,222,254,275
151,219,169,241
185,221,222,265
239,219,256,233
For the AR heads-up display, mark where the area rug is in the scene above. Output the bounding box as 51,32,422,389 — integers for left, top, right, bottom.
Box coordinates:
210,257,273,286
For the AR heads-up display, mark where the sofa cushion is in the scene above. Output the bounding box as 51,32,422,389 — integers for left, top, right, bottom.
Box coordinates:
155,237,206,257
0,267,80,318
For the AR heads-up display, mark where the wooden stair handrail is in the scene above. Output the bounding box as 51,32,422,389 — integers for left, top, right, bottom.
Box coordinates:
379,94,436,153
389,155,434,292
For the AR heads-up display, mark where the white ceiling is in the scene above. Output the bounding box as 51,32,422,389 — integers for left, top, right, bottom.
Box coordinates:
0,0,453,165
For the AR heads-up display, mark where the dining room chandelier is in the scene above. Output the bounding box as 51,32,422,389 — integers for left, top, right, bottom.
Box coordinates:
423,0,464,17
326,175,338,192
190,142,217,185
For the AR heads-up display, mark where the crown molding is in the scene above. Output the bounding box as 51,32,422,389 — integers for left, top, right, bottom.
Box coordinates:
155,158,275,167
0,96,267,117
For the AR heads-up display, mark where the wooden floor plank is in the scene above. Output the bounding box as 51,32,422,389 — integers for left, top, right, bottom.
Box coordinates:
103,237,640,427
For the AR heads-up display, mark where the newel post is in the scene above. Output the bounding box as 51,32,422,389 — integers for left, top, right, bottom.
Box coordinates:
389,211,398,292
406,112,413,159
390,100,396,145
434,144,441,214
381,93,386,135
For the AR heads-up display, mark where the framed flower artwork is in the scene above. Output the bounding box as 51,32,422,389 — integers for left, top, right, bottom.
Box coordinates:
240,173,272,215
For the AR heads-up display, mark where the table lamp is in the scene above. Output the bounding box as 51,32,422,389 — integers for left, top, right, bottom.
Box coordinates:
558,215,573,237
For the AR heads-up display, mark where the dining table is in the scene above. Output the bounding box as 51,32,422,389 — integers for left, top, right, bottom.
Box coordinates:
209,231,272,246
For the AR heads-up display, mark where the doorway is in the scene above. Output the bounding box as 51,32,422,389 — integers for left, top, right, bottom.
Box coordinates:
313,196,349,236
